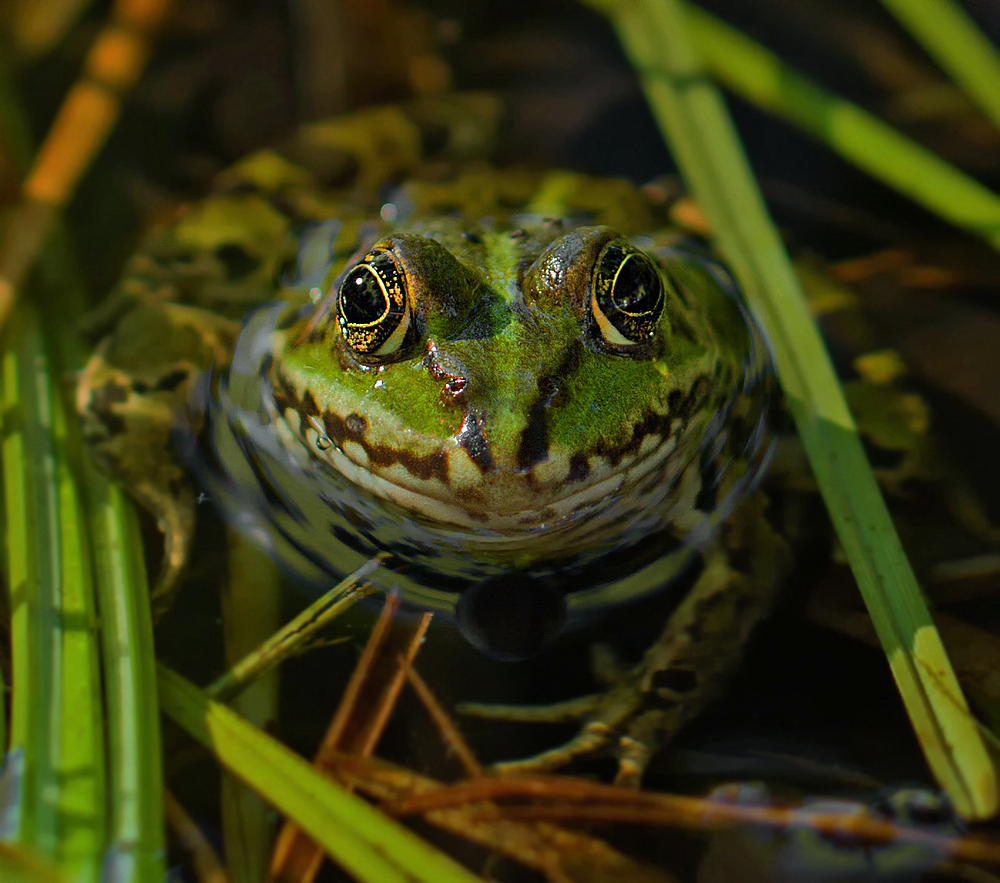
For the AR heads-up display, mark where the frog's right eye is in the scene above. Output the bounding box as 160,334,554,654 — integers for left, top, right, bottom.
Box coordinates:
590,240,664,350
336,249,412,358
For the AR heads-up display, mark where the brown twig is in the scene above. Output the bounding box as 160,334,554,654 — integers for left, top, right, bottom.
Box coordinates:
163,788,230,883
401,656,484,779
373,770,1000,867
328,752,677,883
0,0,174,331
269,593,433,883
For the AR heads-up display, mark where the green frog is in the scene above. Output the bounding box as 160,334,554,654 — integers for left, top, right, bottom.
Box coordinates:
78,95,789,783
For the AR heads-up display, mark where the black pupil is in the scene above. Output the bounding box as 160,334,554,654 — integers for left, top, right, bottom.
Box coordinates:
342,266,387,325
612,254,661,314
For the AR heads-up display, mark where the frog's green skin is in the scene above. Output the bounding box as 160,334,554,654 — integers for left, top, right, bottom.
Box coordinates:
78,96,788,782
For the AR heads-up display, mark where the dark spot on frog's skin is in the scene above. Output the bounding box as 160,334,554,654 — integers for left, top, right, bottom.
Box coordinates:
318,406,451,484
517,378,558,472
694,449,721,513
345,413,366,436
457,411,493,472
154,369,190,392
93,379,129,409
588,407,673,468
861,437,906,471
668,374,710,422
567,453,590,482
517,344,582,472
88,381,130,437
583,373,708,469
215,243,261,280
416,119,451,157
97,410,127,438
422,342,470,408
299,387,321,418
667,389,684,416
728,543,754,576
340,505,373,532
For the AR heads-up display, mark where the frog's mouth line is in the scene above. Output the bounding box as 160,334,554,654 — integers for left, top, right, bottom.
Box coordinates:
300,419,681,537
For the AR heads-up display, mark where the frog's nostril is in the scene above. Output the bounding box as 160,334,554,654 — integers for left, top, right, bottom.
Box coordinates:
456,573,567,661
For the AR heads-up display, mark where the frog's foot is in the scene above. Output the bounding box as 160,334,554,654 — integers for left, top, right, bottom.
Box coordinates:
77,302,240,614
138,482,196,618
462,496,790,785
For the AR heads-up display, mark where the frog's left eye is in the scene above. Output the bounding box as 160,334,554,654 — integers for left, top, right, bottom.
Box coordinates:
590,242,664,348
336,249,412,358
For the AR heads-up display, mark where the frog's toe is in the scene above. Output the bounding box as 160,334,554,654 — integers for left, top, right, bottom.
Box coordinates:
488,720,617,775
136,484,196,618
458,693,601,724
613,711,665,787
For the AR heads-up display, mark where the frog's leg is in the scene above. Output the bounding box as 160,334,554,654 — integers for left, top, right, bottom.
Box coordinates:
463,492,791,785
77,301,240,612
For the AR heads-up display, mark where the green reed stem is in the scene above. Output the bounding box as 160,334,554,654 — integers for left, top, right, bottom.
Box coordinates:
683,2,1000,252
1,303,106,879
880,0,1000,133
0,60,165,877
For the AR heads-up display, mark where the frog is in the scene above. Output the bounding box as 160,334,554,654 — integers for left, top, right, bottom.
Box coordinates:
77,94,790,785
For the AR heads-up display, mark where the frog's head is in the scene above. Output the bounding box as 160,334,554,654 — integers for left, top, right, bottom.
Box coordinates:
276,219,757,535
194,214,774,658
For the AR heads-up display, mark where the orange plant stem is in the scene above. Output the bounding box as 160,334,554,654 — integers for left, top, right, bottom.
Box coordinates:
0,0,174,330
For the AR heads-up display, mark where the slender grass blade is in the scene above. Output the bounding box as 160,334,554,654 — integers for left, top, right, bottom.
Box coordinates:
880,0,1000,132
1,303,106,878
681,2,1000,252
158,664,483,883
220,533,281,883
85,474,166,880
1,58,166,877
